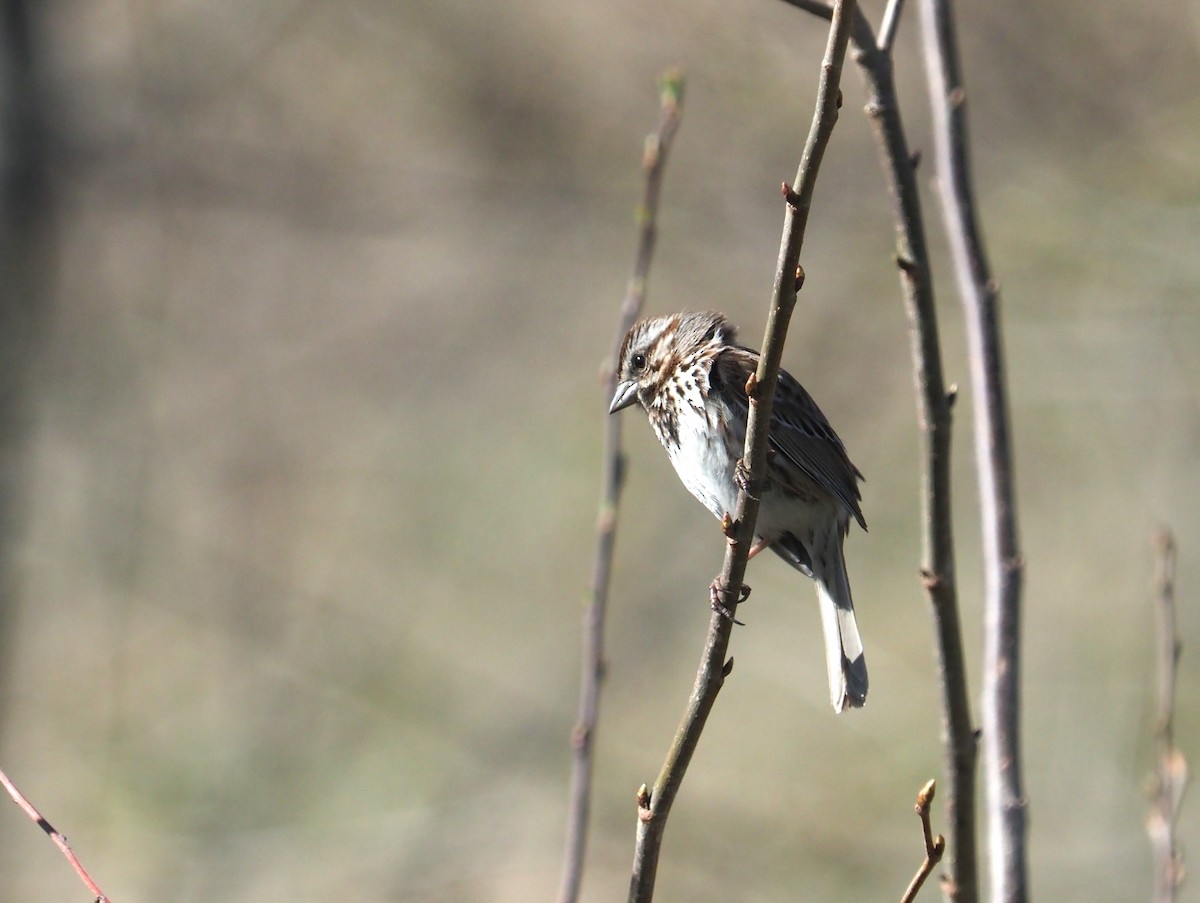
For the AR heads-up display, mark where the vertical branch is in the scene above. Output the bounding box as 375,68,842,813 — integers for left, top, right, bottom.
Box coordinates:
781,3,979,899
1148,529,1186,903
851,18,978,903
917,2,1026,902
627,3,857,900
557,71,685,903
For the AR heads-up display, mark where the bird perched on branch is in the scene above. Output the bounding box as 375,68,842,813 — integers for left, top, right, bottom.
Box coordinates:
609,311,868,712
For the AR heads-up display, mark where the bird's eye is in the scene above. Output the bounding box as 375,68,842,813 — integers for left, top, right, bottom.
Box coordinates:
631,352,647,371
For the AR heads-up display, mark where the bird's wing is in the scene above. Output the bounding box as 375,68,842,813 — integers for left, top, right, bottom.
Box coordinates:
714,346,866,530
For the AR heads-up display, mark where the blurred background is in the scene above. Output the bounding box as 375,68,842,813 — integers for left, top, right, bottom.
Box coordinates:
0,1,1196,900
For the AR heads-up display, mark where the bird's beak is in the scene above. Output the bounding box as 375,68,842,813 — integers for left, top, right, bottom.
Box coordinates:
608,379,640,414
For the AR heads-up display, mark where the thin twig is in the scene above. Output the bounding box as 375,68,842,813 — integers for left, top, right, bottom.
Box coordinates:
901,779,947,903
1148,529,1186,903
0,766,111,902
780,3,979,900
625,5,858,901
878,0,908,54
917,2,1026,901
557,71,685,903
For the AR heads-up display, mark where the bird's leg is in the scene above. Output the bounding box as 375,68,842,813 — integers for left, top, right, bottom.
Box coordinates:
722,510,769,561
746,537,771,560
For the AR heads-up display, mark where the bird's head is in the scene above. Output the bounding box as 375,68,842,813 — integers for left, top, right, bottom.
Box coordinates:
609,311,734,414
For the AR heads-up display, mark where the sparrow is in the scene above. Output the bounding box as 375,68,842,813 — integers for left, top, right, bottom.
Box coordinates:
610,311,868,711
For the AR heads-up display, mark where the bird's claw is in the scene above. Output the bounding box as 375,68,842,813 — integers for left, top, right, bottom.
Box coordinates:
709,580,747,625
734,458,751,492
734,458,764,499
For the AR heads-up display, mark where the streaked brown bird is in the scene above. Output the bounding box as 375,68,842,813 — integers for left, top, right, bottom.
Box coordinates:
609,311,868,712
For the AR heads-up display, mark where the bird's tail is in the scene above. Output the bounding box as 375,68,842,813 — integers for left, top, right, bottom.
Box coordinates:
814,531,868,713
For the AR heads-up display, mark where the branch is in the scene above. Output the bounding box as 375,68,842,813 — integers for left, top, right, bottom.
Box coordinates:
878,0,908,54
917,2,1026,902
1148,528,1187,903
0,766,111,902
780,2,979,900
901,779,947,903
627,3,858,900
557,70,685,903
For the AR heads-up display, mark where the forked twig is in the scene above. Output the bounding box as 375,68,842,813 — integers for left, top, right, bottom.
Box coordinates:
627,4,858,901
557,70,685,903
0,766,111,902
901,779,947,903
1148,528,1187,903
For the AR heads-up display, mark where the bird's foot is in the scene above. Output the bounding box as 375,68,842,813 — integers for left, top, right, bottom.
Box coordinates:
709,580,748,625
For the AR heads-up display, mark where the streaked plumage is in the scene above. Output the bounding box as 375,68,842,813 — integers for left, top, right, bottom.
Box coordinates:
609,311,868,712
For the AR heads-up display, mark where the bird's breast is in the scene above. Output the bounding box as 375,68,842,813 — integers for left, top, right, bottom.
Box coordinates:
653,395,741,522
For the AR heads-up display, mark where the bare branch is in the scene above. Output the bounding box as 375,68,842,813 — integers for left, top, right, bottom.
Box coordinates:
917,2,1026,901
1148,528,1187,903
878,0,908,54
901,779,947,903
781,3,979,900
558,70,685,903
0,766,112,902
626,4,858,900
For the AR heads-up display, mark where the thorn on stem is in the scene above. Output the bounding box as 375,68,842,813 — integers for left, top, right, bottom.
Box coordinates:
895,254,918,275
722,657,734,677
